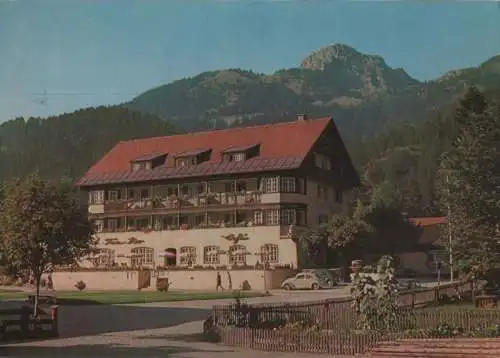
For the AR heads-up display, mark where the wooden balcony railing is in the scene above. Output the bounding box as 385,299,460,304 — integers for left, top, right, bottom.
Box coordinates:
102,191,263,213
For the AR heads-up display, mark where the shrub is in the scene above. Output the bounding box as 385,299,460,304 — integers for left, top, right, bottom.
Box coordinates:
156,278,170,292
202,314,221,342
75,280,86,291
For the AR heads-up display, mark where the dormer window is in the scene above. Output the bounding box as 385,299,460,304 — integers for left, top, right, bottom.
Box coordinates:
229,152,245,162
175,148,211,168
222,144,260,162
130,153,167,172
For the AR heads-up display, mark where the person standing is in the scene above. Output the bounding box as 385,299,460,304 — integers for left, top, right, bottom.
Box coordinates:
216,271,223,291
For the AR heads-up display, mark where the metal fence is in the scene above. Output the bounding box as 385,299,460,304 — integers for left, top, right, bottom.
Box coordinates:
210,281,485,355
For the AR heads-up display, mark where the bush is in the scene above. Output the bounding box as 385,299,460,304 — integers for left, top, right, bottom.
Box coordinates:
75,280,86,291
202,314,221,342
156,278,170,292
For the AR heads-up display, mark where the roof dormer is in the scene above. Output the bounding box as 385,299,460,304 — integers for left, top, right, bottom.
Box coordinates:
222,144,260,162
130,153,167,172
174,148,212,168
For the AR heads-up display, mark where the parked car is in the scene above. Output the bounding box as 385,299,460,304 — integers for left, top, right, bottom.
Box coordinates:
395,268,418,278
281,271,335,290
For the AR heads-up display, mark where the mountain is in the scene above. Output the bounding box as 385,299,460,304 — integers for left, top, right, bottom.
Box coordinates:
0,106,174,181
125,44,500,137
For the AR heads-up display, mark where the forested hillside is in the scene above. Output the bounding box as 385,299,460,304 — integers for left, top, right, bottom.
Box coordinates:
0,106,175,181
353,88,500,217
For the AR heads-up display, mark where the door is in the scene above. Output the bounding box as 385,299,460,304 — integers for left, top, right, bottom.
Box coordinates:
138,269,152,289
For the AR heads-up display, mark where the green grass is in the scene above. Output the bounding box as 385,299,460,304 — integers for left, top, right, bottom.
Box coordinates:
0,290,267,305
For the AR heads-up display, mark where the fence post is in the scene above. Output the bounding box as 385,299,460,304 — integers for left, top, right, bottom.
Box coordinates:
50,305,59,337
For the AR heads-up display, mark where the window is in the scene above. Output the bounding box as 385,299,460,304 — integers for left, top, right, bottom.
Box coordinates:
236,182,247,192
180,246,197,266
166,187,178,197
254,210,264,225
224,182,235,193
93,219,104,232
280,208,296,225
96,249,115,267
280,177,296,193
140,188,150,199
296,274,305,279
89,190,104,205
260,244,279,264
314,153,324,168
265,210,279,225
132,162,146,171
263,177,279,193
108,190,118,201
107,219,118,232
203,246,220,265
314,153,331,170
297,209,306,225
335,189,343,203
230,152,245,162
229,245,247,265
318,215,329,225
131,247,154,267
176,157,197,167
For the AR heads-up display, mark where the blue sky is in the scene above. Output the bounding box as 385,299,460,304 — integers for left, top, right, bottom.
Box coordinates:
0,0,499,121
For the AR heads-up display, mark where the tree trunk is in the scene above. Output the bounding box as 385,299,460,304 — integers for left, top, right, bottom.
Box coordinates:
34,272,42,318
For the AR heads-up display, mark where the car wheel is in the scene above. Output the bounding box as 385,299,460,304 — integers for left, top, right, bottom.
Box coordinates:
283,284,292,291
311,283,320,290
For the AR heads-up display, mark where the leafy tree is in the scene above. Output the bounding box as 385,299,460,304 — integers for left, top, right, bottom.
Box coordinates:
436,88,500,283
362,204,423,255
0,174,95,316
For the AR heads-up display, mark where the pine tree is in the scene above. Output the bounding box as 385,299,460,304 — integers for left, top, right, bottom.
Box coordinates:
437,88,500,282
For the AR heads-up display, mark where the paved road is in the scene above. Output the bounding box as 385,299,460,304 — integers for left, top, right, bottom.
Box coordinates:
2,282,442,357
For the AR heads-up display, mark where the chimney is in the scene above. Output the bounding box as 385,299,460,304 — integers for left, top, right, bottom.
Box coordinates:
296,113,308,121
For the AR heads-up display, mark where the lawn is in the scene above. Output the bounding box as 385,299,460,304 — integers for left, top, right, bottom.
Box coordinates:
0,290,267,305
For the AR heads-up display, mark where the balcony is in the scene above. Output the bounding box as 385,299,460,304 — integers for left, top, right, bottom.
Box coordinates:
101,191,263,213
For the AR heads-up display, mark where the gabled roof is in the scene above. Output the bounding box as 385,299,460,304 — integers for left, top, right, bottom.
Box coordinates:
409,217,447,227
77,117,333,186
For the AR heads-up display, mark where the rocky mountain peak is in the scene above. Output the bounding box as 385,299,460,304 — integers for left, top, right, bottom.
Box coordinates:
300,43,385,71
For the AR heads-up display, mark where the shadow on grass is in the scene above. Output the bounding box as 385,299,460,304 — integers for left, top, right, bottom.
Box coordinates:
1,342,234,357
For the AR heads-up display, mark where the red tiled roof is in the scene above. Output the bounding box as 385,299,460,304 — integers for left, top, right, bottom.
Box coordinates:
77,117,333,186
409,217,447,227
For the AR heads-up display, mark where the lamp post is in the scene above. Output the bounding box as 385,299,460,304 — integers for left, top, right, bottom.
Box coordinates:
446,174,454,282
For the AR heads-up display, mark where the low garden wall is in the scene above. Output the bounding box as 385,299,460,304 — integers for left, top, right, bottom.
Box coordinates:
52,270,140,291
51,267,296,291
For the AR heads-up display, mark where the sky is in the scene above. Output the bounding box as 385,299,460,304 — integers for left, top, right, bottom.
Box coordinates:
0,0,499,121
